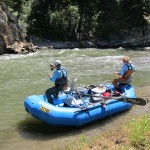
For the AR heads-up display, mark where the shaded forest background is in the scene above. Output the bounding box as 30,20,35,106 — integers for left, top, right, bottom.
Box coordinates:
1,0,150,42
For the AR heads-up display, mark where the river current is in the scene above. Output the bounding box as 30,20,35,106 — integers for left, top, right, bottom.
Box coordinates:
0,48,150,150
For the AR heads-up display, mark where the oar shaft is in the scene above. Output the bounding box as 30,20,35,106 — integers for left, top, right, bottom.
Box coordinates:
81,94,147,106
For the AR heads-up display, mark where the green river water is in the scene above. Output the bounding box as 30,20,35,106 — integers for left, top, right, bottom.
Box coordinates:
0,48,150,150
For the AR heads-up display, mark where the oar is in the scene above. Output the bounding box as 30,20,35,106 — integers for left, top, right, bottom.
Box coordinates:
116,97,148,106
75,89,90,105
74,95,149,113
81,94,148,106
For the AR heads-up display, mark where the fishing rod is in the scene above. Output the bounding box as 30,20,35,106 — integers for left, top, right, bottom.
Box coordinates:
38,52,60,72
38,52,73,85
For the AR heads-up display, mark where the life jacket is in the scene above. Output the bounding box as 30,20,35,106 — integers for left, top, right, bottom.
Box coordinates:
122,64,134,81
55,67,68,85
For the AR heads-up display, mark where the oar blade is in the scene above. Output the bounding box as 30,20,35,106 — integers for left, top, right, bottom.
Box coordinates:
118,97,148,106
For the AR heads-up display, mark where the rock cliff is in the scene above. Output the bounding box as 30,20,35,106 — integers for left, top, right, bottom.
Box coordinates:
0,2,35,55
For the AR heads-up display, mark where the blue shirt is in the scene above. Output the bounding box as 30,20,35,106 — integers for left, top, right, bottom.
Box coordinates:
50,66,67,82
119,63,136,76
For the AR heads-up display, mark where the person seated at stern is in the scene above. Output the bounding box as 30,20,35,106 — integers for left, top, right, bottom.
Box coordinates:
112,56,136,90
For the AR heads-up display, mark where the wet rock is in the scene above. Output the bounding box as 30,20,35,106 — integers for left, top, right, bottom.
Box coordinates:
7,41,36,54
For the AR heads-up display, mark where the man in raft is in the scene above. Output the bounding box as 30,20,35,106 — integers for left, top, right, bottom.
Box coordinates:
112,56,136,91
45,60,68,104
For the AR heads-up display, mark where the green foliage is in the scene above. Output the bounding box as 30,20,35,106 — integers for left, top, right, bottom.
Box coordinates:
119,0,148,29
95,0,122,40
49,11,67,40
128,114,150,149
75,0,99,39
1,0,150,41
1,0,31,26
27,1,80,40
27,0,51,38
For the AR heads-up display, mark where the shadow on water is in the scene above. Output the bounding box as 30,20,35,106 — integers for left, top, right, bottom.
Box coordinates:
17,110,131,141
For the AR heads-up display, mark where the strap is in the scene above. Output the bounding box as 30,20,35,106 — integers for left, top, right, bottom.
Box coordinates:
125,64,133,70
57,67,68,78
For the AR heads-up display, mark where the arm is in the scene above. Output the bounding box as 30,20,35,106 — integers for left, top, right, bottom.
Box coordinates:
50,64,56,69
114,72,120,75
114,65,126,78
114,72,122,79
48,64,57,80
119,65,127,76
50,70,62,82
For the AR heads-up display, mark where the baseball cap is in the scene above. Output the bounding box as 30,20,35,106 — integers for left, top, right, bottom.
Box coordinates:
54,60,62,65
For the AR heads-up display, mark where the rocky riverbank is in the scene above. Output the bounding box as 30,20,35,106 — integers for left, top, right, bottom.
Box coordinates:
28,34,150,50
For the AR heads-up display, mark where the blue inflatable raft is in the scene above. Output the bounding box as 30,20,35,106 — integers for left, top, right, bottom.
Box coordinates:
24,84,136,126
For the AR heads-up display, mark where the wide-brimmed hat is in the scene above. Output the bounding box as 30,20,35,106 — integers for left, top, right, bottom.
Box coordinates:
54,60,62,65
122,56,130,63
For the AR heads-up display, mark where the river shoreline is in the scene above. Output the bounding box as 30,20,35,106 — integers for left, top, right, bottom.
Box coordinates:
31,40,150,51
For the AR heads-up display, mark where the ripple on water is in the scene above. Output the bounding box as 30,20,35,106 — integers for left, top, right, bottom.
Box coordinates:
0,52,37,60
0,48,150,150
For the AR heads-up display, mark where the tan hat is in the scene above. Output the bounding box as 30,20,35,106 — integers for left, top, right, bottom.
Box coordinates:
54,60,62,65
122,56,130,63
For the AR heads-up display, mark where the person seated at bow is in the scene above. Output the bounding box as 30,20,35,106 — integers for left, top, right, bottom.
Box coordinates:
112,56,136,91
45,60,68,104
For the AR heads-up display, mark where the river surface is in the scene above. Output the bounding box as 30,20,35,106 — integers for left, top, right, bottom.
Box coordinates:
0,48,150,150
